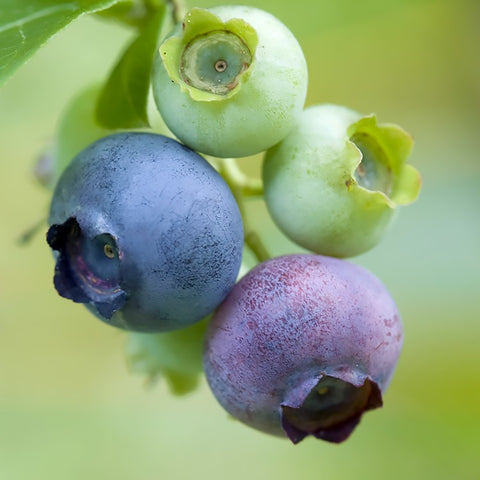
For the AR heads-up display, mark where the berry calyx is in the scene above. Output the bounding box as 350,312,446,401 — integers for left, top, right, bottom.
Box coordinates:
161,8,257,100
47,217,126,319
281,375,382,444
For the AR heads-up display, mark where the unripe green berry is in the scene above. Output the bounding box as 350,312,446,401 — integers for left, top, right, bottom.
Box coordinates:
262,104,422,258
152,6,308,158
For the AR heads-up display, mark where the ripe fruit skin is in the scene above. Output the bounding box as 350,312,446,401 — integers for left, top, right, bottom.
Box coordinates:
47,132,243,332
262,104,421,257
204,254,403,444
152,6,308,158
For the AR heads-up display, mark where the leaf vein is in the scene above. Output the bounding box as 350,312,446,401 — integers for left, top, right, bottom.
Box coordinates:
0,4,78,34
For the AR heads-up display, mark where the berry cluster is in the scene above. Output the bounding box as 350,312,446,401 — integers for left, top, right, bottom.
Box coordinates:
46,5,421,444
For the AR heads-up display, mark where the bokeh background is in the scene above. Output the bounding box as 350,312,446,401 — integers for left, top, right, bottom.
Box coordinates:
0,0,479,478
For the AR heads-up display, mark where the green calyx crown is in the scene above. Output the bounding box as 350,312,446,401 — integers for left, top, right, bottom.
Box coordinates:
345,115,421,208
160,8,258,101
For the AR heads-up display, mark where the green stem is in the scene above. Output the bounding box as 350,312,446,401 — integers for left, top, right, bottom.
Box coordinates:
244,231,271,263
96,0,183,29
17,215,48,245
218,158,264,197
166,0,187,23
217,158,270,264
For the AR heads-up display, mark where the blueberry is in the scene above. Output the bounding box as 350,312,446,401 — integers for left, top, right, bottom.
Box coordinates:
203,254,403,444
263,104,421,257
47,132,244,332
152,6,308,158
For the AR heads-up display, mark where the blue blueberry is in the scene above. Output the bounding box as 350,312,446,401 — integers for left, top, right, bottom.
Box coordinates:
47,132,244,332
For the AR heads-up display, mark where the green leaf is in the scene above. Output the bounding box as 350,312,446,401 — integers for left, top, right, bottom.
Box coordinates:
0,0,123,86
125,317,209,396
95,5,166,129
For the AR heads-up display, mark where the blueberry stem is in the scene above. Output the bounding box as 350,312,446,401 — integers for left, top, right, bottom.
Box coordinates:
244,231,271,263
218,158,264,197
166,0,187,23
217,158,270,263
98,0,186,29
17,214,47,245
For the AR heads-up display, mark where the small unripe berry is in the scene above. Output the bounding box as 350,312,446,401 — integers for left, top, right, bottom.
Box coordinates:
263,104,422,257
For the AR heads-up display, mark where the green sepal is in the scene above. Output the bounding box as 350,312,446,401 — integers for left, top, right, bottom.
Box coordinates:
347,115,421,207
160,7,258,102
125,317,209,396
96,4,166,129
182,8,226,43
392,163,423,205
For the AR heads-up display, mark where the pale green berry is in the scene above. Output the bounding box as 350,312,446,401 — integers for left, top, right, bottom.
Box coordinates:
35,85,173,189
152,6,308,158
262,104,422,258
126,317,208,395
49,85,111,187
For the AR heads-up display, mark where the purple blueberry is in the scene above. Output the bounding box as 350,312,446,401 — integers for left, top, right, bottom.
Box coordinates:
203,254,403,444
47,132,243,332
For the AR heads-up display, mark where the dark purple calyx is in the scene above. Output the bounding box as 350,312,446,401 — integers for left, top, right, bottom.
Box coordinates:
281,375,382,444
46,217,126,318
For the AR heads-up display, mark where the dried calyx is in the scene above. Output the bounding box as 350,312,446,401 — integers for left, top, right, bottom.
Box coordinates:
281,375,382,444
46,217,126,318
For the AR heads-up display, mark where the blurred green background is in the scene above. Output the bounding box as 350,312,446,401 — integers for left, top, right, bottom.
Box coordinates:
0,0,479,478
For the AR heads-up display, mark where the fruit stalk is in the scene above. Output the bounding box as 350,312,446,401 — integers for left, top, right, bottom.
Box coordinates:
217,157,270,263
166,0,187,23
